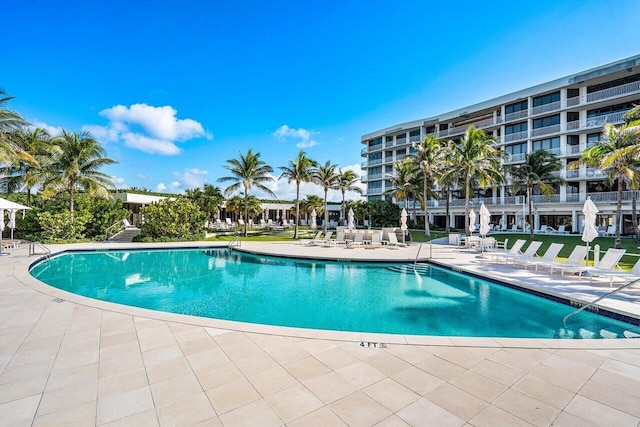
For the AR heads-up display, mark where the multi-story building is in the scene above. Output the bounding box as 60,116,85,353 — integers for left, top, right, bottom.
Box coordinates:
361,54,640,234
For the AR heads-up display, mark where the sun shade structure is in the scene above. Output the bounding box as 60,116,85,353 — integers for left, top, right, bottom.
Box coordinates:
582,196,599,265
0,197,30,255
468,209,476,234
479,202,491,237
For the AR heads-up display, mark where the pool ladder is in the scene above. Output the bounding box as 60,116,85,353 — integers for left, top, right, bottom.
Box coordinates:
228,235,241,249
29,241,51,258
563,277,640,327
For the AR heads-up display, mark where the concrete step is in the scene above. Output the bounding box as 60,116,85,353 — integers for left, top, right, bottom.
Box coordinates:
108,228,141,243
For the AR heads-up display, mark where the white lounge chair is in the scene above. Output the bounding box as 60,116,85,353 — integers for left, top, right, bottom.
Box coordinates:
300,231,323,245
502,241,542,264
536,245,589,276
367,232,383,249
590,257,640,286
571,248,627,285
328,231,347,246
122,219,135,228
490,239,526,263
517,243,564,270
551,225,569,235
386,233,406,248
346,232,365,248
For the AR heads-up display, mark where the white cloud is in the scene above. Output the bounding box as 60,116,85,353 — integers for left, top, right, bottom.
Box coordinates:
83,103,211,156
273,124,317,148
112,175,127,188
173,168,208,189
156,183,167,192
30,121,63,137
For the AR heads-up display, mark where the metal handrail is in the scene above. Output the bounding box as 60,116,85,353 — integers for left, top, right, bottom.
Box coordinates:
563,277,640,327
105,221,124,240
413,243,422,269
228,234,241,249
29,241,51,257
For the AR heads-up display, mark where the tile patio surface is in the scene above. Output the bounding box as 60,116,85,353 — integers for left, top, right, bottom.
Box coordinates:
1,240,640,426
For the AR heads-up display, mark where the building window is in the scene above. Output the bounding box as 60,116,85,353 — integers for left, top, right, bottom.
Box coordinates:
396,132,406,140
385,165,394,173
369,137,382,146
505,100,528,114
368,152,382,161
567,135,579,146
409,129,420,137
533,91,560,107
505,122,527,134
385,136,393,142
566,111,579,122
567,88,580,98
505,143,527,155
533,114,560,129
426,125,436,134
385,150,393,159
532,137,560,152
395,149,406,157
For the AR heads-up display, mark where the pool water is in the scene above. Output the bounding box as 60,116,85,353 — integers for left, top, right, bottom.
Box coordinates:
30,248,639,339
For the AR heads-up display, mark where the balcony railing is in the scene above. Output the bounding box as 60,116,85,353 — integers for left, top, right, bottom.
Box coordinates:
384,140,394,148
366,188,383,196
504,152,526,163
409,135,422,143
565,145,581,155
589,190,637,203
504,130,529,143
531,101,561,116
366,144,382,153
587,81,640,103
531,194,561,204
531,124,561,138
565,110,628,133
566,96,581,107
361,173,382,183
396,138,407,145
504,109,529,122
366,158,383,167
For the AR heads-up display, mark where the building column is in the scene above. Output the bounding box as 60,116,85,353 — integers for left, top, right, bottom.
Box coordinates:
572,210,578,233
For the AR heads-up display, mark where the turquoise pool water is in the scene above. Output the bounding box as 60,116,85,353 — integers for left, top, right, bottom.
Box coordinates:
30,248,638,338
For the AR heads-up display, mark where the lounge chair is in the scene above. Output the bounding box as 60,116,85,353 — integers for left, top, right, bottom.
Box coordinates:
122,219,135,228
503,241,543,264
366,232,383,249
537,245,589,276
300,231,323,245
328,231,347,246
590,257,640,286
386,232,406,248
517,243,564,270
346,232,365,248
490,239,526,263
536,225,550,234
551,225,569,235
570,248,627,285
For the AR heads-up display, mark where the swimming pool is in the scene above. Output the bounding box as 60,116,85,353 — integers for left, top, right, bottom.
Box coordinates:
30,248,639,338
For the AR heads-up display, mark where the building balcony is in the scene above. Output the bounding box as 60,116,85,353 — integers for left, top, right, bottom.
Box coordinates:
365,158,383,167
531,101,561,116
531,124,561,138
409,135,422,143
563,81,640,108
366,188,383,196
504,130,528,143
504,152,526,163
396,138,407,146
384,140,395,148
565,110,628,133
504,109,529,122
361,173,382,183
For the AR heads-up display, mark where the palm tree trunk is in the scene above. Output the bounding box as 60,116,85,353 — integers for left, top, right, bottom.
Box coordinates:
324,188,328,234
633,190,640,242
528,186,534,240
341,190,345,226
69,187,75,222
294,182,300,239
26,188,31,207
423,178,430,237
243,186,248,237
465,178,471,236
615,178,623,249
445,188,451,234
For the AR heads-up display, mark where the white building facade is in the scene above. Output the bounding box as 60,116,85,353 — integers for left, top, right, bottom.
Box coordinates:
361,55,640,234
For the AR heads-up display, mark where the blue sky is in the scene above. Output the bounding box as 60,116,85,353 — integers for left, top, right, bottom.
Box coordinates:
4,0,639,201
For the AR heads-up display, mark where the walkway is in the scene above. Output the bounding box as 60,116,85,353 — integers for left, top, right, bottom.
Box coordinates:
1,241,639,426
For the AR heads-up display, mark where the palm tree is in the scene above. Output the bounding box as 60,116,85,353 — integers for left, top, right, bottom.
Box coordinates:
508,150,566,240
336,169,363,225
279,150,317,239
312,161,339,233
441,126,504,236
573,121,640,248
217,149,275,236
0,89,29,163
43,130,117,221
298,194,324,227
2,127,57,206
438,140,463,233
385,159,420,212
412,134,445,236
185,184,225,221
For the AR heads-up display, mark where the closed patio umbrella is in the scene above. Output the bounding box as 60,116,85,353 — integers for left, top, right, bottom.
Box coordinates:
479,203,491,238
310,208,317,230
582,196,599,265
347,208,355,232
468,209,476,234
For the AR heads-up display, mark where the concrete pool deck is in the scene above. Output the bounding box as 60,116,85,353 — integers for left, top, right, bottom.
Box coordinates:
1,240,640,426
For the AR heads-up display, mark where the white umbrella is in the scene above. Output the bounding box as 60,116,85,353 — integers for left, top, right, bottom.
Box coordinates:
0,198,30,255
347,208,355,232
310,208,317,230
468,209,476,234
8,210,16,241
582,197,599,264
479,203,491,237
400,208,408,231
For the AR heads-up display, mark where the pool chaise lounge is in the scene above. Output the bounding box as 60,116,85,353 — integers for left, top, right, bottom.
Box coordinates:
515,243,564,270
563,248,627,284
490,239,526,262
501,241,542,264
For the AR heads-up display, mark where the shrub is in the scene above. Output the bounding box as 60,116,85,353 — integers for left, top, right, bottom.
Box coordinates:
139,197,208,239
